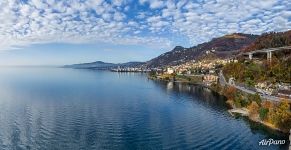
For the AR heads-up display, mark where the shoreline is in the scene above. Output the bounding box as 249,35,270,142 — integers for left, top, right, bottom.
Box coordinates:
228,107,288,133
148,75,290,134
148,75,208,87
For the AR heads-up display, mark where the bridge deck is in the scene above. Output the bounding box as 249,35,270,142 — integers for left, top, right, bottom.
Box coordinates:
244,46,291,54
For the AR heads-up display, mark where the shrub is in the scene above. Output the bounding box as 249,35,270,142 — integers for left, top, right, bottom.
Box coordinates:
259,108,269,121
248,101,259,119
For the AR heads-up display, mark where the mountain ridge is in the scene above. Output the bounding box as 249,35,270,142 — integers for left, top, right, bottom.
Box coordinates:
64,61,145,69
145,33,258,67
65,30,291,69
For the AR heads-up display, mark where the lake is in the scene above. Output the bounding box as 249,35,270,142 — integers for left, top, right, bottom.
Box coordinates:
0,68,288,150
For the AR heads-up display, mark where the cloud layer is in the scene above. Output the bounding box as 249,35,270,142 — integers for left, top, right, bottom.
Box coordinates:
0,0,290,50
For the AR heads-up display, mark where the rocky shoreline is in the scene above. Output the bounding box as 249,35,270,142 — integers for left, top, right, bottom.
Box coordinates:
228,107,288,133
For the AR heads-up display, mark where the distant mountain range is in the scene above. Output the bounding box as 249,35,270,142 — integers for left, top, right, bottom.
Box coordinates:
64,61,145,69
65,30,290,69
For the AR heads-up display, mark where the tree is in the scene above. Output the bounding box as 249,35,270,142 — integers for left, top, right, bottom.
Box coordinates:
259,108,269,121
275,99,291,130
253,93,262,105
224,86,237,100
268,99,291,130
261,101,273,109
245,77,255,87
247,93,262,106
223,62,245,82
148,71,157,77
248,101,259,119
234,94,243,108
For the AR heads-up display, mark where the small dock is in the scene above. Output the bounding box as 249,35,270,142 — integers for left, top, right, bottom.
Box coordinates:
228,108,249,116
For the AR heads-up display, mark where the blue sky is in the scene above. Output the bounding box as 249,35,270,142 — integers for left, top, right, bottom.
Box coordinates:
0,0,290,65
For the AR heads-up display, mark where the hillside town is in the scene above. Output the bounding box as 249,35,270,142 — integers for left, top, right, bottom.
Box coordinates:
150,47,291,101
111,45,291,102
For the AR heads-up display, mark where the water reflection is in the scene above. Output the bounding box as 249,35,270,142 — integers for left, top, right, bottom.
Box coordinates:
0,68,288,150
166,82,173,90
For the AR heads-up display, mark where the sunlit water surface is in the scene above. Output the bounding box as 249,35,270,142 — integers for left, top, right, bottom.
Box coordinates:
0,68,288,150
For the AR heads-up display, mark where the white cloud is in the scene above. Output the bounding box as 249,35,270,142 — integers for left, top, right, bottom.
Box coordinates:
136,12,146,19
112,0,123,6
162,0,290,44
139,0,147,5
139,0,165,9
0,0,289,51
0,0,174,51
113,11,126,21
149,0,165,9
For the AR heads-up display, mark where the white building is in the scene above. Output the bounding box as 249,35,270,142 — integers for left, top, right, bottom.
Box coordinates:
166,68,174,74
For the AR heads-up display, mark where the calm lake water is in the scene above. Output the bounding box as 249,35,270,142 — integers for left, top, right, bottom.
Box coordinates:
0,68,289,150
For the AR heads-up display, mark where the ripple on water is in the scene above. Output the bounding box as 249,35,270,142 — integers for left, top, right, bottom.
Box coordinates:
0,69,288,150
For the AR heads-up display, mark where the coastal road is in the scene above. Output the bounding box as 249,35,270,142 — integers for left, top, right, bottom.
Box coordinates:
218,71,287,103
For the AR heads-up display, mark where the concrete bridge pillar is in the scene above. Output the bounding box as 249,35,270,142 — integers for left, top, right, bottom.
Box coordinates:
248,53,253,60
267,51,272,61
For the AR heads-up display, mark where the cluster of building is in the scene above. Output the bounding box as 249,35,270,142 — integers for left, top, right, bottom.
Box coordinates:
111,67,150,72
153,46,291,101
165,58,238,75
162,58,238,85
255,82,291,98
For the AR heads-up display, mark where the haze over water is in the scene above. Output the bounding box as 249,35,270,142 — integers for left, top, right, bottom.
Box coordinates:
0,68,288,150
